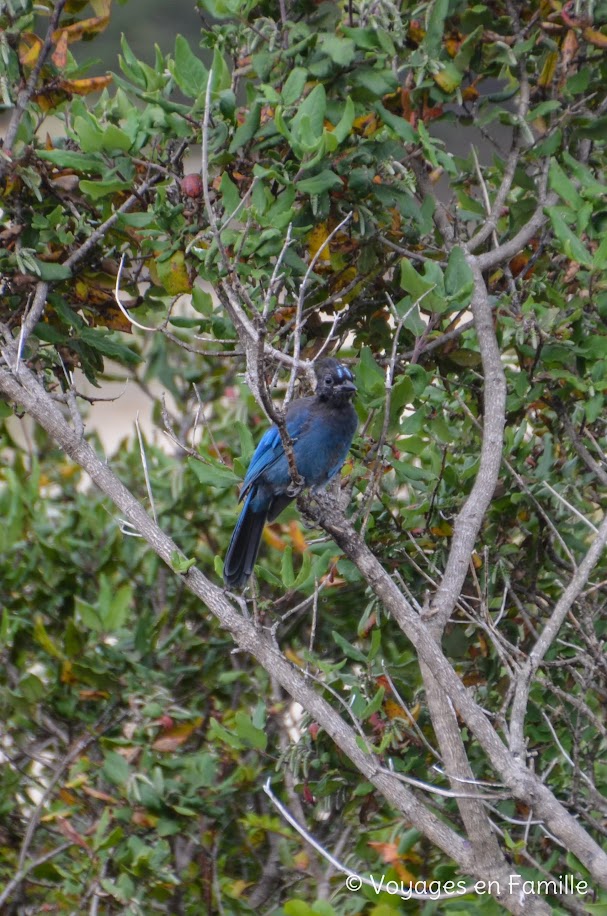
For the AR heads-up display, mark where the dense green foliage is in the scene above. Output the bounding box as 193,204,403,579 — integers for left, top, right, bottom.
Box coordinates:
1,0,607,912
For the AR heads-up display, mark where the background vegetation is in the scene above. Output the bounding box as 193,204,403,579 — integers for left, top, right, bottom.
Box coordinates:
1,0,607,913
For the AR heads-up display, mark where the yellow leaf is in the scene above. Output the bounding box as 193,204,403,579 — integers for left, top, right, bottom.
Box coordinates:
18,33,43,69
352,112,378,136
582,26,607,48
284,648,305,667
227,879,249,899
307,223,331,263
263,526,285,550
156,250,192,295
90,0,111,14
330,265,357,293
60,74,113,95
34,613,64,659
288,521,307,554
429,522,453,537
52,16,110,43
384,698,420,724
538,50,558,88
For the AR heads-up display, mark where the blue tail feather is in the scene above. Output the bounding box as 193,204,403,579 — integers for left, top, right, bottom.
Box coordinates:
223,492,267,589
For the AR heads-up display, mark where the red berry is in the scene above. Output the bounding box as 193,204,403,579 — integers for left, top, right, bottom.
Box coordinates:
180,173,203,198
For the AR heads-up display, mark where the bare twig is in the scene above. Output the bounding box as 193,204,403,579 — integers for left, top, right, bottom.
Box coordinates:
263,779,479,901
509,509,607,759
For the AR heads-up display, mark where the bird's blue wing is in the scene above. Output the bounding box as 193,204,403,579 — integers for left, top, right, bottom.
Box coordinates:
242,425,281,493
241,400,312,497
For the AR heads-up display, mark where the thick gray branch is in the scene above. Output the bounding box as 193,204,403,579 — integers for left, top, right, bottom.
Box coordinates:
426,258,506,634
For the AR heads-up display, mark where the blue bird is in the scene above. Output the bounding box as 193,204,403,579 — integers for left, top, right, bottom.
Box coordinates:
223,357,358,589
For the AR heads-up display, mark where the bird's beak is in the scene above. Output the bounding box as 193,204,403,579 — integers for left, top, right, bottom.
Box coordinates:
337,379,357,394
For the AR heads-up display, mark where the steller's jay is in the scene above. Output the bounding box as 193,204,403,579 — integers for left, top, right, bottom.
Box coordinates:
223,357,357,589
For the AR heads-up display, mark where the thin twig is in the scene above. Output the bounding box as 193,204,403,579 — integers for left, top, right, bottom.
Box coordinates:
135,412,157,524
263,779,478,901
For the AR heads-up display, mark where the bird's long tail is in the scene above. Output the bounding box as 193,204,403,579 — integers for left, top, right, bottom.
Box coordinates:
223,492,267,588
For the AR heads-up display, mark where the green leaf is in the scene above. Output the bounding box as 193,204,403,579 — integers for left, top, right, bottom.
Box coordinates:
424,0,449,58
281,546,295,588
356,347,384,398
188,456,240,488
282,67,307,105
444,246,474,304
37,149,104,172
395,297,427,335
75,597,104,632
389,376,414,426
103,751,131,786
229,102,262,152
198,0,247,19
375,102,416,143
283,902,313,916
317,33,356,67
220,172,241,217
208,717,244,749
73,117,132,153
171,551,196,573
392,458,434,482
593,235,607,270
171,35,208,99
332,630,367,663
293,550,313,589
118,33,146,85
360,687,385,721
332,96,355,144
79,328,142,364
291,84,326,139
546,207,593,268
19,673,47,702
562,151,606,197
400,258,443,311
191,287,214,315
352,68,398,97
101,583,133,631
549,160,583,209
295,170,343,195
234,711,267,750
80,178,132,200
31,259,72,281
211,47,231,93
341,25,382,50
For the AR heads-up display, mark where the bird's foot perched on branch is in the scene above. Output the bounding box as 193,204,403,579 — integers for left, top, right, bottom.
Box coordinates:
286,475,305,498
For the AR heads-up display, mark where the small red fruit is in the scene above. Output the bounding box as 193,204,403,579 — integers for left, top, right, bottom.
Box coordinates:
180,173,203,198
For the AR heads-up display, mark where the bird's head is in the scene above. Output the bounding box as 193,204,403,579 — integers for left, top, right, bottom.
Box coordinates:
314,357,357,405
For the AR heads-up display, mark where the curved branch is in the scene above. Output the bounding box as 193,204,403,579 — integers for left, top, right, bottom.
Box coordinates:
425,257,506,634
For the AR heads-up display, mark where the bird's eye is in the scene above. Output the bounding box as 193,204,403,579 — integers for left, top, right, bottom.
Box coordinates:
324,375,333,385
